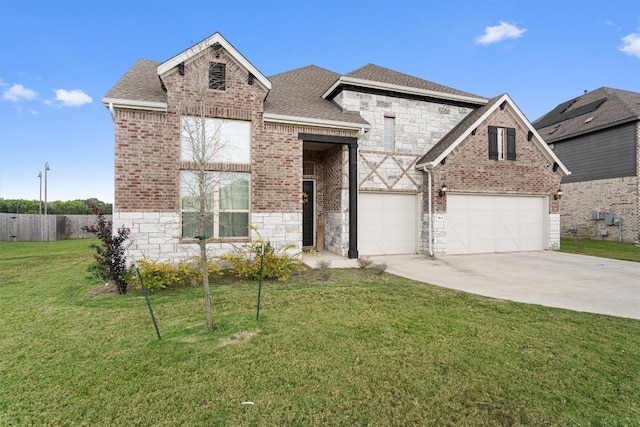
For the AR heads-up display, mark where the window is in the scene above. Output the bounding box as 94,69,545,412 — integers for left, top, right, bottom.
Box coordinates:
209,62,226,90
181,117,251,163
181,171,250,239
488,126,516,160
384,116,395,152
303,161,316,176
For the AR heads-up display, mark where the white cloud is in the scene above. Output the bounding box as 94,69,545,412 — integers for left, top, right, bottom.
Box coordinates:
53,89,93,107
476,21,527,45
3,84,38,102
619,33,640,58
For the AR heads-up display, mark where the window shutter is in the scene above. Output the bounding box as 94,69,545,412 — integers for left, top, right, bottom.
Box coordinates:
488,126,498,160
209,62,226,90
506,127,516,160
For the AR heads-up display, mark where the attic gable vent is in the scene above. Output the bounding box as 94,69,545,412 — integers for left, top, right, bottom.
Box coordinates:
209,62,226,91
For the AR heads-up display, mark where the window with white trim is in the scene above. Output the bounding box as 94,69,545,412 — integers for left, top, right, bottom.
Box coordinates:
383,116,395,152
181,117,251,163
488,126,516,161
181,171,250,239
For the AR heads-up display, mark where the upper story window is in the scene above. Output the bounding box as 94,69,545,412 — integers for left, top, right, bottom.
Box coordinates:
488,126,516,161
181,117,250,163
384,116,395,152
209,62,226,90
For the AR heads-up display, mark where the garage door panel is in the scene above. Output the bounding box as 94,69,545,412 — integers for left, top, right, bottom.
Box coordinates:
448,195,544,255
359,193,417,256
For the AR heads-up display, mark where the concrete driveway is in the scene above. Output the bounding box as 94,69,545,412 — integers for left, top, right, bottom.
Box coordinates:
304,251,640,320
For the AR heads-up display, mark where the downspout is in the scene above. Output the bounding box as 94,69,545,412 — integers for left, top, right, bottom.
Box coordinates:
108,102,116,123
425,167,434,257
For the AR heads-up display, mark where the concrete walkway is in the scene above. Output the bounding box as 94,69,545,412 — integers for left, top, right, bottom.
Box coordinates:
302,251,640,320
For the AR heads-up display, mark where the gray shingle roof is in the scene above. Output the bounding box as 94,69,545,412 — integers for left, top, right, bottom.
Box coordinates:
416,95,503,165
264,65,369,125
533,87,640,142
104,59,166,104
346,64,484,99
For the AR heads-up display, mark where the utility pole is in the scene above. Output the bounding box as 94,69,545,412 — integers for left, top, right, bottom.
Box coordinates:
38,171,42,215
44,162,50,215
44,162,50,241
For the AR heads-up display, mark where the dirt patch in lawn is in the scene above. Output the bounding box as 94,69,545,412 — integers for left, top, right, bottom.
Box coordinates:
219,330,259,346
86,282,120,297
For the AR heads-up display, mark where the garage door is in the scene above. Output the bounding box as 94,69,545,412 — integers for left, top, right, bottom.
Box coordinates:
447,195,545,255
359,193,417,256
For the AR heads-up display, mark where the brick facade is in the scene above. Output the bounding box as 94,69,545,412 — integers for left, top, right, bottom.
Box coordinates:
108,34,566,261
422,105,563,253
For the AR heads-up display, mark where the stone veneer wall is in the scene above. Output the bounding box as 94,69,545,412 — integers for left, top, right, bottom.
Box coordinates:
332,90,475,257
323,190,351,257
114,211,301,264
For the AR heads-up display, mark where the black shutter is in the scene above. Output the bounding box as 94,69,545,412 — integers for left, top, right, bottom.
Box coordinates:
209,62,226,90
506,127,516,160
488,126,498,160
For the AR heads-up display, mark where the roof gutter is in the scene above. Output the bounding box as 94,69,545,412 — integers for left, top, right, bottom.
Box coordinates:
101,97,167,112
323,76,489,105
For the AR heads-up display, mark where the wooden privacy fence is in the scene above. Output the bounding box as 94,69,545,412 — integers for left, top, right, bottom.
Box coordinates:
0,214,112,241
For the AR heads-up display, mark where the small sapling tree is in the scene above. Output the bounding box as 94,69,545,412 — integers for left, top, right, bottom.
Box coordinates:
177,41,252,330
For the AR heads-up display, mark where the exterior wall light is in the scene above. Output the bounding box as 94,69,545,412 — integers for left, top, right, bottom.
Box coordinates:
554,188,563,200
439,183,448,197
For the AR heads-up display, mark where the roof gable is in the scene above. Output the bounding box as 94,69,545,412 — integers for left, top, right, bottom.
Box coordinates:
157,32,271,90
417,93,570,176
323,63,488,106
533,87,640,142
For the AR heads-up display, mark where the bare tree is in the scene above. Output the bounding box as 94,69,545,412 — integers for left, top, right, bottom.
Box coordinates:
175,44,251,331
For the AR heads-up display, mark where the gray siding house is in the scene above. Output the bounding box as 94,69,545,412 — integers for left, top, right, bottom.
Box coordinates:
533,87,640,243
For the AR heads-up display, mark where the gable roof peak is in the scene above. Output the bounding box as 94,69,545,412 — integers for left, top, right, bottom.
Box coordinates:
268,64,338,79
416,92,569,176
157,32,271,90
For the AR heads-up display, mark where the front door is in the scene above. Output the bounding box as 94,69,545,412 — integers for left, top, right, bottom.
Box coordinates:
302,180,314,247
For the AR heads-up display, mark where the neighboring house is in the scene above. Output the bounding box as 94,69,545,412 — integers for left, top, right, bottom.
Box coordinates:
533,88,640,243
103,32,567,262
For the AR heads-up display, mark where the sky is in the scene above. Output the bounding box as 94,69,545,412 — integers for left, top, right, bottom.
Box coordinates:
1,0,638,204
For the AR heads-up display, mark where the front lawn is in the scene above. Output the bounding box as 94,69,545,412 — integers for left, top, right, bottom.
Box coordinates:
560,237,640,262
1,240,639,426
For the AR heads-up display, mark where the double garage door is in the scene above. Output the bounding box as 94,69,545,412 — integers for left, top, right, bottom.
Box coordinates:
447,194,545,255
358,193,545,256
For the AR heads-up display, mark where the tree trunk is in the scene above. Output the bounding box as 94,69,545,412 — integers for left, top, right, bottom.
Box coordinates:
200,239,215,330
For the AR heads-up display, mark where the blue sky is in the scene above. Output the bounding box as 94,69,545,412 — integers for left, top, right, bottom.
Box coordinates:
1,0,638,203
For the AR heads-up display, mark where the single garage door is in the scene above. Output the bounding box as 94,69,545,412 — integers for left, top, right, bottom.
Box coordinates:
447,194,545,255
359,193,417,256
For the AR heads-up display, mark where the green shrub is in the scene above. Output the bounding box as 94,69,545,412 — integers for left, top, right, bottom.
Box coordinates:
129,258,221,293
219,239,304,282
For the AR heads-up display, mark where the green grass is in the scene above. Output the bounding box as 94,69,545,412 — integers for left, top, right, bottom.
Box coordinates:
560,237,640,262
1,240,639,426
